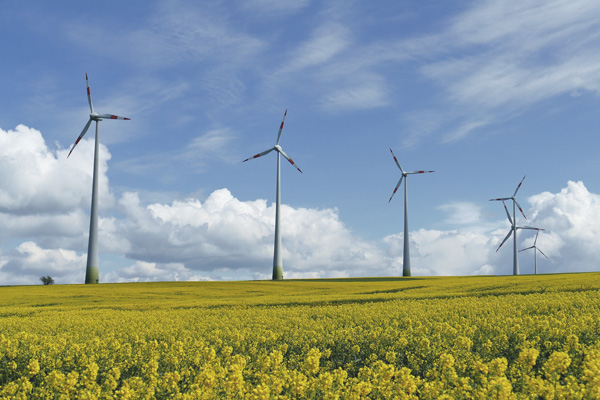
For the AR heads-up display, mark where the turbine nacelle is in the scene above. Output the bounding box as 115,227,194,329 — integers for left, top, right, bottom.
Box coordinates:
67,74,130,158
388,147,433,203
242,110,302,174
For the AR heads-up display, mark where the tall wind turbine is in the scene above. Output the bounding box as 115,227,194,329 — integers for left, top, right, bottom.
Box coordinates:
388,148,434,277
490,176,528,276
496,200,543,275
519,231,548,274
67,74,130,284
243,110,302,280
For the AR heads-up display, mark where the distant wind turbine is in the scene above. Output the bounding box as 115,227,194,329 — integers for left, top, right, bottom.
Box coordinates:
243,110,302,280
67,74,130,284
490,176,528,276
519,231,548,275
496,200,543,275
388,148,434,277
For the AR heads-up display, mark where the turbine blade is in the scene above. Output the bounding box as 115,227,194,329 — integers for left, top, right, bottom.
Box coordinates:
388,176,404,203
243,147,274,162
497,229,513,252
533,231,540,245
96,114,131,120
538,248,549,259
514,199,527,220
86,73,94,113
407,170,435,174
490,197,511,201
67,118,93,158
275,109,287,145
502,201,513,225
513,175,526,197
519,246,534,252
389,148,404,173
519,226,542,231
278,148,302,173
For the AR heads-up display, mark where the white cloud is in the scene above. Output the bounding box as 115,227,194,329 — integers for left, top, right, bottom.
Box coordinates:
114,127,235,180
113,188,388,279
405,0,600,142
0,242,85,285
240,0,310,17
282,24,351,73
320,81,389,112
104,261,212,283
384,229,498,276
526,181,600,272
3,179,600,284
0,124,113,215
263,18,394,113
2,125,599,284
64,1,264,70
0,124,113,253
438,202,485,227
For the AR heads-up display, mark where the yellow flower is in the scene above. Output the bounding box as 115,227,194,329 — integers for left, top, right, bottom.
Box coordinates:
26,359,39,377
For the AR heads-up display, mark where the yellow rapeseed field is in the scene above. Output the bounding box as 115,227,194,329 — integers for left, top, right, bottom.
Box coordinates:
1,273,599,399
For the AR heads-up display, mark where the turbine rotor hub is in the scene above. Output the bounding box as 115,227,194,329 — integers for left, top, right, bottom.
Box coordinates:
90,112,102,121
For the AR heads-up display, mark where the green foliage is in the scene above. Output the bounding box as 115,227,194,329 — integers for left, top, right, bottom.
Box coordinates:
39,276,54,286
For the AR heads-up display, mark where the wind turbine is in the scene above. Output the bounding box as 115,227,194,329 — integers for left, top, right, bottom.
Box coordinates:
496,200,543,275
519,231,548,274
490,176,528,276
67,74,130,284
243,110,302,280
388,148,434,277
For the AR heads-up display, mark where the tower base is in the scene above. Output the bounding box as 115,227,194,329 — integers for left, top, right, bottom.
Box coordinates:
272,265,283,280
85,266,99,284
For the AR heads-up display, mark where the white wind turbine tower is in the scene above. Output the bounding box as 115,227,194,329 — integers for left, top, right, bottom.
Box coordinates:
496,200,543,275
519,231,548,275
243,110,302,280
67,74,130,284
388,148,434,277
490,176,528,276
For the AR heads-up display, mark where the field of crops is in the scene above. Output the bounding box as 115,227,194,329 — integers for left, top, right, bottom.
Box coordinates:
1,273,599,399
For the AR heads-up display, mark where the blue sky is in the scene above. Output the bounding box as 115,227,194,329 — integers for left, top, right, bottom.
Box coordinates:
2,0,600,284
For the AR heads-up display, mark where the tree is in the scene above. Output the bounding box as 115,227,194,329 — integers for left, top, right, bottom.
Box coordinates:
40,276,54,285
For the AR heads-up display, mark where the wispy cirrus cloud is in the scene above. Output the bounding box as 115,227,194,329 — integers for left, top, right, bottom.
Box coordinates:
410,0,600,142
239,0,311,18
114,127,235,182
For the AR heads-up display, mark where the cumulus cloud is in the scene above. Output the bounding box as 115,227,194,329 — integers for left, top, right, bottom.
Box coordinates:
1,125,599,284
0,242,85,285
112,188,388,280
103,261,212,283
109,181,600,279
384,229,498,276
0,124,113,215
0,125,112,250
526,181,600,273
